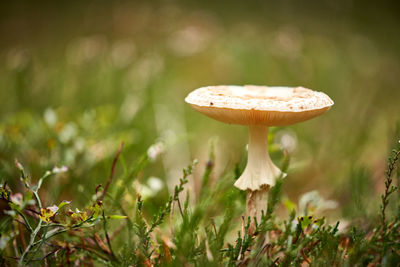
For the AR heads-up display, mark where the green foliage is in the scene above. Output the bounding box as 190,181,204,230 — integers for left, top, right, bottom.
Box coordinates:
0,138,399,266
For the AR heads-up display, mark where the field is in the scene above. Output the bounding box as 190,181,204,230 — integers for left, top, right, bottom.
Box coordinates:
0,1,400,266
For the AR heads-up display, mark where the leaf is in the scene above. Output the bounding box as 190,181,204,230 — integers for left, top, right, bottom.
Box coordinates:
8,202,21,212
299,216,313,229
90,203,102,218
94,233,111,254
57,200,71,212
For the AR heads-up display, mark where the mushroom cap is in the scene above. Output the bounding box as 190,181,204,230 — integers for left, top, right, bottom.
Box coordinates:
185,85,334,126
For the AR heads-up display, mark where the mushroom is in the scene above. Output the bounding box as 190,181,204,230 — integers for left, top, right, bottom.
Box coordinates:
185,85,333,226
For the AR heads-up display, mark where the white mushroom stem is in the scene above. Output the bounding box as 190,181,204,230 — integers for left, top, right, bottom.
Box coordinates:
234,125,284,227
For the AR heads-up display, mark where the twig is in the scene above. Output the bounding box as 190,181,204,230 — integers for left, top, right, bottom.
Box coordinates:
15,218,30,232
27,249,59,262
15,209,33,232
25,208,40,215
18,223,26,249
170,201,175,236
94,233,111,255
31,217,96,247
380,144,400,230
176,199,184,217
73,244,110,261
300,248,311,265
18,171,52,265
100,142,124,202
19,219,43,265
211,219,218,237
26,223,50,263
102,211,118,262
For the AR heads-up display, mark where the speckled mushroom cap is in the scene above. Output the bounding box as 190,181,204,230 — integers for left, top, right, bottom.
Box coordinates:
185,85,334,126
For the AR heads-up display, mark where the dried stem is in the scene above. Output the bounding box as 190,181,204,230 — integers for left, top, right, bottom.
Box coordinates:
100,142,124,202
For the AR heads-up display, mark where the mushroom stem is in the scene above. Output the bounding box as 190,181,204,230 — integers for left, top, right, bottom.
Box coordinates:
246,187,269,225
234,125,284,227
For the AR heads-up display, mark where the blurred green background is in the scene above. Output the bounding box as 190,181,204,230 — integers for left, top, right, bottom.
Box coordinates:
0,0,399,223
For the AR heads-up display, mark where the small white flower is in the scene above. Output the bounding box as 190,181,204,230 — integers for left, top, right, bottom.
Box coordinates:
275,129,298,153
52,166,68,174
59,123,78,144
0,235,11,249
132,180,159,199
47,205,59,214
298,190,338,216
147,177,164,192
320,200,338,210
147,142,165,162
92,190,102,201
10,193,23,206
44,108,58,127
140,185,154,199
4,210,16,217
337,220,350,233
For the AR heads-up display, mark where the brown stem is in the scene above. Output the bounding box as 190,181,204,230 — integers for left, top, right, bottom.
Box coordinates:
246,186,269,233
18,223,26,249
100,142,124,202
